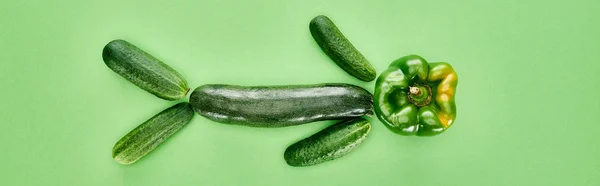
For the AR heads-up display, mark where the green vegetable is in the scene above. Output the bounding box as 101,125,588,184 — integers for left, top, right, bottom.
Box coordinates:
284,117,371,167
102,39,189,101
112,102,194,165
374,55,458,136
310,15,376,82
189,83,373,127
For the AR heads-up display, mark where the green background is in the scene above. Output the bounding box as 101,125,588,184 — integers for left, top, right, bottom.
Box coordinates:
1,0,599,185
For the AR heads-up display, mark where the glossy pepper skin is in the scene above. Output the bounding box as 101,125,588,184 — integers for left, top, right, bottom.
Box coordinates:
374,55,458,136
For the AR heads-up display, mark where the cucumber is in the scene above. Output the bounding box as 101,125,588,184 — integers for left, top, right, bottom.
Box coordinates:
102,39,189,101
112,102,194,165
189,83,373,127
310,15,376,82
284,117,371,167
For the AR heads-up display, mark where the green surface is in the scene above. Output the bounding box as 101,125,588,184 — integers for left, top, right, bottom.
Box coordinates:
0,0,599,185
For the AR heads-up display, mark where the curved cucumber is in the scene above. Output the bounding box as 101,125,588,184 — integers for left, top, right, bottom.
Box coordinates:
189,83,373,127
112,102,194,165
284,117,371,167
102,39,189,100
310,15,376,82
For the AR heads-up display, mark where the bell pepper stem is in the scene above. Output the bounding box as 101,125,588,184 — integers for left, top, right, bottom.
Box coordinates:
407,85,432,107
409,86,422,96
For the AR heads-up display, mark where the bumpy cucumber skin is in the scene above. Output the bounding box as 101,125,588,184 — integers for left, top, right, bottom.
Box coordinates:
284,117,371,167
189,83,373,127
102,39,189,101
112,102,194,165
310,15,376,82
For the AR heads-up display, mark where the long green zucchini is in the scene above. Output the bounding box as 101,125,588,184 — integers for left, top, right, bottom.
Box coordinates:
189,83,373,127
284,117,371,167
102,39,189,100
112,102,194,165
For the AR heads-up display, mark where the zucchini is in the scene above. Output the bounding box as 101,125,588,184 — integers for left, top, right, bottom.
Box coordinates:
102,39,189,100
112,102,194,165
284,117,371,167
310,15,376,82
189,83,373,127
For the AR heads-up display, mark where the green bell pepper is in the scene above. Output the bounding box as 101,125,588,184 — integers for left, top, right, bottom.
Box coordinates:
374,55,458,136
